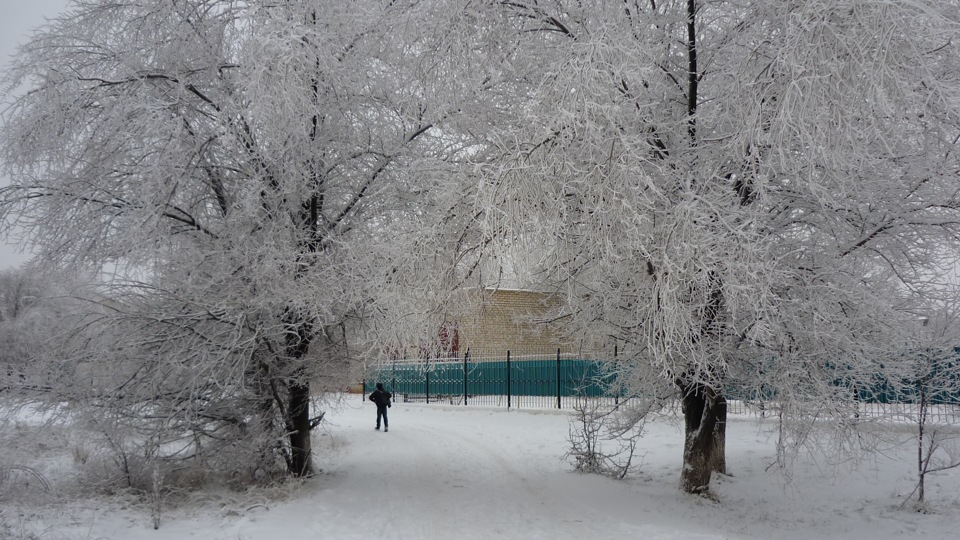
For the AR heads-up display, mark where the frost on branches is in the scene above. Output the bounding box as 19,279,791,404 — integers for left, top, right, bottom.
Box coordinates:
477,0,960,493
4,0,960,497
0,0,483,481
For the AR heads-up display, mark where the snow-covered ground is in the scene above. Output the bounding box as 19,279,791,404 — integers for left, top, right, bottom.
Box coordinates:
3,394,959,540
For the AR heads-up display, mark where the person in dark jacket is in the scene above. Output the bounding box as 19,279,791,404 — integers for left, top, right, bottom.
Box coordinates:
369,382,392,432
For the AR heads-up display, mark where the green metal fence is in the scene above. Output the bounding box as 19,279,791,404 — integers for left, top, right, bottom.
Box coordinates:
363,349,960,415
364,350,618,409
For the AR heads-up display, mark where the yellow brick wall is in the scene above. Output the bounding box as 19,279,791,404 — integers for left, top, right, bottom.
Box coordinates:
456,289,574,357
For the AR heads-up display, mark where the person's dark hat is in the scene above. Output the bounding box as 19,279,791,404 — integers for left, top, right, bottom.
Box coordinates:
376,382,384,390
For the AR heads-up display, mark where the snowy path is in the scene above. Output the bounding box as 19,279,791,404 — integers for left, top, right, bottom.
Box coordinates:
330,407,587,539
15,394,959,540
221,397,740,540
108,397,741,540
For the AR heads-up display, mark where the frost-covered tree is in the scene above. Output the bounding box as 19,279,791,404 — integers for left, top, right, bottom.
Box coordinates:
896,295,960,507
0,0,484,479
0,268,89,392
478,0,960,493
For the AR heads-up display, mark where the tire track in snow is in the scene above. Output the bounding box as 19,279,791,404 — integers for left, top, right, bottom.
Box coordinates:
322,402,734,540
329,413,456,539
389,412,593,539
450,422,608,535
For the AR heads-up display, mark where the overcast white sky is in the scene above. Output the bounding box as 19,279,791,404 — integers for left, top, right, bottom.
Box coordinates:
0,0,73,269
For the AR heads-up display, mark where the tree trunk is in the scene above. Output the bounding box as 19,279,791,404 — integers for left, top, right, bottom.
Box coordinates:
917,380,926,503
680,383,721,494
251,355,279,474
287,380,314,477
283,316,315,478
711,396,727,475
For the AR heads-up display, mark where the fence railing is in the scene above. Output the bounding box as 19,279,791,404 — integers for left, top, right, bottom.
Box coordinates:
362,349,960,422
365,349,616,410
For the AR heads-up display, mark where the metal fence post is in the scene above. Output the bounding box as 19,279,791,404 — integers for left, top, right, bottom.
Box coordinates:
507,350,512,410
614,344,619,405
556,348,562,409
426,370,430,404
464,349,469,406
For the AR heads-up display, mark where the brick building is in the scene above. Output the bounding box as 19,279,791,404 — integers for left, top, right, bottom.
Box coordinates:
447,288,575,358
